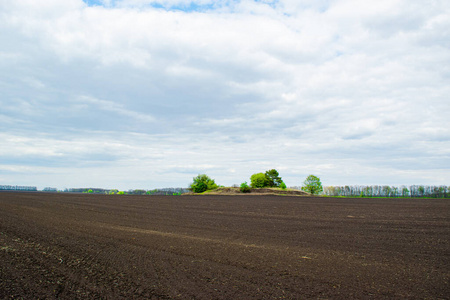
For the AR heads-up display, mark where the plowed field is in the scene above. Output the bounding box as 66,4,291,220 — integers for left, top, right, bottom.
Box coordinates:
0,192,448,299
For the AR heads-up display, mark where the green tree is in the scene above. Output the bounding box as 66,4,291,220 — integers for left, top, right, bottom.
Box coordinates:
418,186,425,197
301,175,323,195
250,173,267,188
265,169,283,187
190,174,218,193
280,181,287,190
402,187,409,197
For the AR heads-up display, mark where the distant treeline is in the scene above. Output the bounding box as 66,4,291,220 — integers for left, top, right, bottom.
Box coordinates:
1,185,189,195
43,187,57,192
64,187,189,195
144,188,190,195
0,185,37,191
322,185,449,198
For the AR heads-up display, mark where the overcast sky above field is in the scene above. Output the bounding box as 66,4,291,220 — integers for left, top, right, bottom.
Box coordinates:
1,0,449,190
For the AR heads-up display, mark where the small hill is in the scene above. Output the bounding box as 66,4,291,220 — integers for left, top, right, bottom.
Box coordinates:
184,187,310,196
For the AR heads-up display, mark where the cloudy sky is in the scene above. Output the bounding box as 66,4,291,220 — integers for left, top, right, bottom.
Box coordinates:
1,0,449,190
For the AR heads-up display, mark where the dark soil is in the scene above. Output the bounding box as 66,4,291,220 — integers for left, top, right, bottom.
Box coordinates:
0,192,448,299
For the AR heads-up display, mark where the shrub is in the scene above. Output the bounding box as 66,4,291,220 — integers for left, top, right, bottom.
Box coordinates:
240,182,251,193
192,181,208,193
280,182,287,190
250,173,267,188
190,174,218,193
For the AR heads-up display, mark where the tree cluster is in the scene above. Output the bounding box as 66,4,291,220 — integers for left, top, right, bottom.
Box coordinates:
250,169,283,188
188,171,325,195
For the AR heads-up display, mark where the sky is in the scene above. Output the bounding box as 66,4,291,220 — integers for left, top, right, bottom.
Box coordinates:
1,0,449,190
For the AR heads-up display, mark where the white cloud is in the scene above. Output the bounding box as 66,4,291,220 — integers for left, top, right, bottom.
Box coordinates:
77,95,156,122
0,0,449,189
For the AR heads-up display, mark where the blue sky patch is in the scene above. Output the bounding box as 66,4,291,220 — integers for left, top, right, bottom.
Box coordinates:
151,2,218,13
83,0,105,6
81,1,268,13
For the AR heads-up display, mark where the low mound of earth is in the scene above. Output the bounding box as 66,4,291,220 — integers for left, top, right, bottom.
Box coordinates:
187,187,310,196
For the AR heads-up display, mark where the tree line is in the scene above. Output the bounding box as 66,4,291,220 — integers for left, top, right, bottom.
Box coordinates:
0,185,37,191
322,185,449,198
67,187,189,195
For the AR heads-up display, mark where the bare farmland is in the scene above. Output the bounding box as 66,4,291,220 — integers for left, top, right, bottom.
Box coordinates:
0,192,448,299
